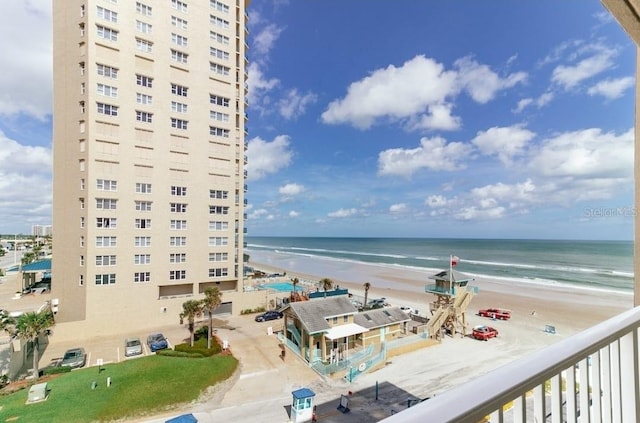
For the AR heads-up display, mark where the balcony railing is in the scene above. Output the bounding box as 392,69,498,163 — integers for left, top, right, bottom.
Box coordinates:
381,305,640,423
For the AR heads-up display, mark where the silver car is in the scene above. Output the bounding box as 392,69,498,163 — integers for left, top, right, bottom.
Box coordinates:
124,337,143,357
61,347,86,369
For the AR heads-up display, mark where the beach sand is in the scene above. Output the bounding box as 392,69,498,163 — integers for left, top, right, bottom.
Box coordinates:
249,257,634,398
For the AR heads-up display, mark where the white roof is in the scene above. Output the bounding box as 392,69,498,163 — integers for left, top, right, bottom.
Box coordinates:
325,323,369,340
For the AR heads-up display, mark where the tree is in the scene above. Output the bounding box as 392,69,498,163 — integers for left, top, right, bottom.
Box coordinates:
202,287,222,349
13,310,55,380
363,282,371,308
291,277,299,293
21,251,36,266
180,300,203,347
319,278,334,297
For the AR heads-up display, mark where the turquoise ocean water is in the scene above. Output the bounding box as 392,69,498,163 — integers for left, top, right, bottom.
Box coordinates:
246,237,634,293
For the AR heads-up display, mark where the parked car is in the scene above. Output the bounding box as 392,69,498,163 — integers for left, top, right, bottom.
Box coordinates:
146,333,168,352
478,308,511,320
124,337,143,357
400,306,414,315
472,325,499,341
255,310,283,322
61,347,86,368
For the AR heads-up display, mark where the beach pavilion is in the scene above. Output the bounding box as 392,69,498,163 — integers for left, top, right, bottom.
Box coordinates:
18,259,52,294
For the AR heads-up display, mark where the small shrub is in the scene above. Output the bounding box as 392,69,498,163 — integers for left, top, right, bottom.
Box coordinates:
157,349,204,358
43,366,71,375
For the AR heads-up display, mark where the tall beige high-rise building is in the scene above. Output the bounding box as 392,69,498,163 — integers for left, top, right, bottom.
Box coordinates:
52,0,256,337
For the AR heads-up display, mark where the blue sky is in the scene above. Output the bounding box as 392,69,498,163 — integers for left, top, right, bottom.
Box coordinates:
0,1,636,240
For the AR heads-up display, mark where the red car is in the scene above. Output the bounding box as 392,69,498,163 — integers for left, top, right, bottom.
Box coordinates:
472,325,499,341
478,308,511,320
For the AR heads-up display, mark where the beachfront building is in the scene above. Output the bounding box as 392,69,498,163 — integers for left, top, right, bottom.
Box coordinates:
424,269,477,339
51,0,257,338
282,297,411,373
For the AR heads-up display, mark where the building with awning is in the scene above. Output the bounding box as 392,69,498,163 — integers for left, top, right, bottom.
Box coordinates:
19,259,52,293
282,296,410,367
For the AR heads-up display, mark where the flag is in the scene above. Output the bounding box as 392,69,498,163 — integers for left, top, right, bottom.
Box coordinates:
451,255,459,267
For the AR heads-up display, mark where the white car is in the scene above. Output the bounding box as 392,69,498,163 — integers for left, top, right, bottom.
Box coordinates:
400,306,414,315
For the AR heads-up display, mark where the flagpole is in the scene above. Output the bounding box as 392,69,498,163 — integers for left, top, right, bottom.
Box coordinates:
449,254,453,295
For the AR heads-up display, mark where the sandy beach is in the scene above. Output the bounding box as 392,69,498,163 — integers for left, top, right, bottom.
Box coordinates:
248,253,634,398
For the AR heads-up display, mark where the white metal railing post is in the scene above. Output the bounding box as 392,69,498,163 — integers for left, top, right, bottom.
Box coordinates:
551,374,562,423
567,365,577,422
513,394,526,423
620,329,638,422
591,352,602,421
611,341,622,423
601,345,612,423
578,358,590,422
533,384,544,421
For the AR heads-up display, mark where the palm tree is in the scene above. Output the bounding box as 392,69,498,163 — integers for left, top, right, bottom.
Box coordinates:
319,278,334,297
363,282,371,308
13,310,54,380
202,287,222,349
21,251,36,266
291,277,299,293
180,300,203,347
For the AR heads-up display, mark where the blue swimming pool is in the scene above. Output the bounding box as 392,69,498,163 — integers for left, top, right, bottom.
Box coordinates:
262,282,305,292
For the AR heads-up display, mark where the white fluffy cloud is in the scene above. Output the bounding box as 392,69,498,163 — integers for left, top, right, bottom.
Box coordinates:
279,183,305,196
246,135,293,181
0,0,52,119
587,76,635,100
321,54,526,131
551,45,616,90
378,136,473,177
277,89,318,120
253,23,284,57
328,208,359,218
471,125,535,164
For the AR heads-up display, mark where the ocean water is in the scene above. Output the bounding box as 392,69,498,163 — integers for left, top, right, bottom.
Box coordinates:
246,237,634,294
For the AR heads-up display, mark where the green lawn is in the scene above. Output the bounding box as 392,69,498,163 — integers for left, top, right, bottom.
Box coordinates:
1,353,238,422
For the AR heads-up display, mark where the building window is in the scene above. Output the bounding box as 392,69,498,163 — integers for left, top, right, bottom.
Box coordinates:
97,83,118,98
209,206,229,215
96,217,117,228
96,198,117,209
80,4,85,17
80,83,86,95
171,0,188,12
136,20,152,34
80,217,85,228
135,200,152,211
210,0,229,14
96,255,117,266
171,50,188,64
208,237,228,246
136,111,153,123
171,16,188,29
210,190,228,199
136,38,153,53
137,93,153,105
171,84,188,96
97,63,118,79
136,74,153,88
97,102,118,116
134,254,151,265
136,2,152,16
135,236,151,247
210,95,230,107
80,198,85,209
79,101,86,114
79,274,84,286
170,236,187,246
210,62,230,76
171,118,188,130
79,159,85,171
136,183,152,194
171,33,188,47
97,179,117,191
170,253,186,263
170,203,187,213
170,220,187,230
96,25,118,41
208,252,228,262
135,218,152,229
208,268,228,277
209,126,229,138
171,102,188,113
95,274,116,285
134,272,151,283
80,236,85,247
208,221,228,230
210,111,229,122
210,31,229,45
171,186,187,196
96,236,117,247
97,6,118,22
210,15,229,29
209,47,229,61
169,270,186,280
80,255,85,266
